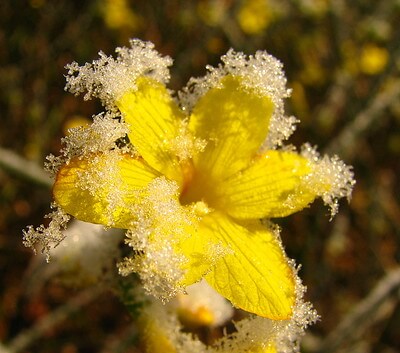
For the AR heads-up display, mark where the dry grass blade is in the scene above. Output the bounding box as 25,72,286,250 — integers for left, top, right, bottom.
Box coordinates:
313,268,400,353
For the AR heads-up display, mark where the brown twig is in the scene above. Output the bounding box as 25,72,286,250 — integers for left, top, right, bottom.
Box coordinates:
7,287,102,353
325,79,400,159
0,147,52,188
313,268,400,353
0,343,12,353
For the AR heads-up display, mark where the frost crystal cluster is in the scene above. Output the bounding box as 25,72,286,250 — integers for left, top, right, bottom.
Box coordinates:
23,39,355,353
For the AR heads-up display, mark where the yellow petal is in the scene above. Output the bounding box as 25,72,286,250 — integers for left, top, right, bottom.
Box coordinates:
53,153,160,228
177,228,218,287
215,150,316,219
116,77,184,182
176,203,221,286
189,75,274,180
202,212,295,319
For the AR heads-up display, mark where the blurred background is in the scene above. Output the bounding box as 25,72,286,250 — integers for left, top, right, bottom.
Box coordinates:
1,0,399,352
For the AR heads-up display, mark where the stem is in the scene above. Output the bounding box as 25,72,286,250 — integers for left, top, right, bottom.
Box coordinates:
325,79,400,159
7,287,102,353
313,268,400,353
0,147,52,188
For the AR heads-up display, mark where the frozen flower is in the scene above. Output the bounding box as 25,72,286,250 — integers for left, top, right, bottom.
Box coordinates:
48,219,123,285
171,280,234,328
24,39,354,321
25,219,123,295
134,274,318,353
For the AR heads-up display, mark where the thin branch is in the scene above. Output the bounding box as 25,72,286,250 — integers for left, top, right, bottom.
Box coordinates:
99,323,139,353
0,147,52,188
325,79,400,159
7,287,102,353
313,268,400,353
0,343,12,353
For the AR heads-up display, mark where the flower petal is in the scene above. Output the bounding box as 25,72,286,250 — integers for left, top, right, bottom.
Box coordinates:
53,153,160,228
202,212,295,319
189,76,274,180
116,77,184,182
175,205,223,287
215,150,316,219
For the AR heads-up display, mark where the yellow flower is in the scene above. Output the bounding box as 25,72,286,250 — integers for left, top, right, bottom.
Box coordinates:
40,40,354,320
131,278,315,353
360,43,388,75
100,0,143,32
237,0,272,35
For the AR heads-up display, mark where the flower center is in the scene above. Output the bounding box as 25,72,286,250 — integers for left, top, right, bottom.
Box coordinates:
179,160,217,210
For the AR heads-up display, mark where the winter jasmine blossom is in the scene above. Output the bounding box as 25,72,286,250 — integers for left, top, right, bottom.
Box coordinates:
135,275,318,353
23,39,354,324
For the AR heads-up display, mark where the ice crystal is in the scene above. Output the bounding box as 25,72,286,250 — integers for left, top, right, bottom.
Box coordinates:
24,38,355,353
23,203,70,261
76,150,128,224
137,266,318,353
117,177,232,302
118,177,196,301
273,265,319,353
300,143,355,218
179,49,297,149
45,112,130,176
118,242,186,302
65,39,172,111
166,120,207,161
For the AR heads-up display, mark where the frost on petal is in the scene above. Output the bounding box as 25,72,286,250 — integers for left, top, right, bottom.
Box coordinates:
23,203,70,261
300,143,355,218
273,266,319,353
117,177,199,302
165,120,207,162
72,150,131,225
134,267,317,353
179,49,297,148
45,113,131,176
207,270,317,353
118,241,186,302
65,39,173,110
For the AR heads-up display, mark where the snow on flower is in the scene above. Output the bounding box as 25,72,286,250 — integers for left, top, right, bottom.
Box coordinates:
23,39,354,325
